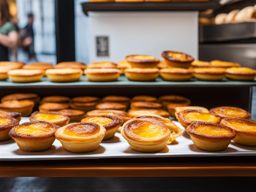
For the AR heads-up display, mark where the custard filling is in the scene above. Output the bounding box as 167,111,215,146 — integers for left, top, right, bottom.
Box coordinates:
185,112,219,123
132,122,165,139
34,114,65,122
83,117,113,126
195,126,233,137
16,124,52,136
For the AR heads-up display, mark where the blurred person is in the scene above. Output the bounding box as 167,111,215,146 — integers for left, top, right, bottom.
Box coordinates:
0,0,19,61
20,13,37,61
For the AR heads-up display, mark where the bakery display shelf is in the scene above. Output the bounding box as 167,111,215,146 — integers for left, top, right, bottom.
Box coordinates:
81,1,217,16
0,76,256,88
0,118,255,162
200,22,256,43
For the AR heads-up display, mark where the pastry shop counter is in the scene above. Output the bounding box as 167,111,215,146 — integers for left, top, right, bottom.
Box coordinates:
81,1,217,16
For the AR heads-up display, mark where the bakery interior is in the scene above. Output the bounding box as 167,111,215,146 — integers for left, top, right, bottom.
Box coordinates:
0,0,256,191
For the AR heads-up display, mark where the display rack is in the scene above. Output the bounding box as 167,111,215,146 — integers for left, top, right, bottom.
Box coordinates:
81,2,217,16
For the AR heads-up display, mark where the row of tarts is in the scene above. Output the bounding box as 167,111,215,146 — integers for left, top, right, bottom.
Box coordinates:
1,50,256,82
0,93,256,153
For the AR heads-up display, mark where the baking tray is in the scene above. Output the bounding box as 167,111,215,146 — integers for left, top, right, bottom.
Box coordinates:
0,76,255,88
0,118,255,161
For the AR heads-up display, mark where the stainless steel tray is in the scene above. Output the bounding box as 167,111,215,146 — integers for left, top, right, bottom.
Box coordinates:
0,118,255,161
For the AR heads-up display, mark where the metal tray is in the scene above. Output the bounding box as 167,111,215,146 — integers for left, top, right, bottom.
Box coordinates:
0,118,255,161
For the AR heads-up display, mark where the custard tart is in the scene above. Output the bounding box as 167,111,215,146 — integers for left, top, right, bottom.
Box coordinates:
176,110,221,128
0,61,24,69
87,110,130,122
10,122,56,152
128,109,170,118
210,106,250,119
0,100,35,116
30,111,70,126
117,60,131,74
0,110,21,121
132,95,157,102
0,116,19,141
82,115,122,140
0,67,11,80
175,106,209,114
221,118,256,146
160,68,193,81
161,50,194,68
125,68,159,81
131,101,162,110
191,60,211,68
187,122,235,151
87,61,117,69
1,93,39,103
46,68,82,82
70,102,96,112
55,62,86,70
126,55,160,68
193,68,226,81
225,67,256,81
102,96,130,105
121,116,171,152
211,60,240,68
55,122,105,153
72,96,99,103
41,96,70,104
96,102,127,111
59,109,85,122
8,69,43,83
85,68,121,82
39,102,69,112
23,62,54,75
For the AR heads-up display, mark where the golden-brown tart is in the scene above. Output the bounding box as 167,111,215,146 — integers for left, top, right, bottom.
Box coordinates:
117,60,131,74
55,62,86,70
0,115,19,141
126,55,160,68
70,102,97,112
102,96,130,104
211,60,240,68
0,61,24,69
131,101,162,110
55,122,105,153
23,62,54,75
0,100,35,116
187,122,235,151
72,96,99,103
0,67,11,80
39,102,69,112
10,122,56,152
210,106,250,119
159,95,191,114
30,111,70,126
193,68,226,81
225,67,256,81
85,68,121,82
59,109,85,122
87,61,117,69
46,68,82,82
8,69,43,82
221,118,256,146
132,95,157,102
96,102,127,111
176,109,221,128
121,116,171,152
0,110,21,121
128,109,170,118
41,96,70,104
1,93,39,103
175,106,209,114
82,115,122,140
87,110,130,122
191,60,211,68
125,68,159,81
160,68,193,81
161,50,194,68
